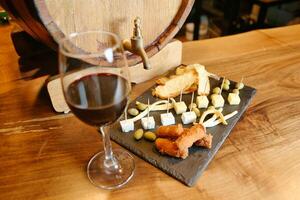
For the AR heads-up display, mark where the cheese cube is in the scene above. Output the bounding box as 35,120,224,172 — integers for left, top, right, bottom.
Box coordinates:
160,113,175,126
120,119,134,133
196,95,209,108
174,101,187,114
141,117,155,130
228,93,241,105
181,111,197,124
211,94,224,108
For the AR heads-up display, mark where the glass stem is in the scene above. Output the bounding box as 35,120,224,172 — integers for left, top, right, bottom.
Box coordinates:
100,126,119,171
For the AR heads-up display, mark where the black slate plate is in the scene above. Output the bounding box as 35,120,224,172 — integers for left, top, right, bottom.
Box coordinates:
110,78,256,186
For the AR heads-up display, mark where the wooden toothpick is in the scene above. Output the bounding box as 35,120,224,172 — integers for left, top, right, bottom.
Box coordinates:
167,96,170,113
125,108,127,120
240,76,244,84
147,98,150,120
180,88,183,102
190,92,194,112
219,77,225,95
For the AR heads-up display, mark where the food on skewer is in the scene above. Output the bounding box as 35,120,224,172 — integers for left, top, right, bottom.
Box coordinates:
192,107,201,117
235,77,244,90
235,77,245,90
212,87,221,94
156,124,184,138
160,113,175,126
174,102,187,114
211,77,225,108
188,103,197,110
222,84,230,91
120,120,134,133
222,79,230,91
228,77,244,105
228,93,241,105
236,82,244,90
141,99,155,130
181,112,197,124
155,138,189,159
141,117,155,130
120,109,134,133
196,79,210,109
232,89,239,94
224,79,230,86
196,95,209,108
160,97,175,126
172,89,187,115
207,105,215,111
211,94,225,108
181,92,197,124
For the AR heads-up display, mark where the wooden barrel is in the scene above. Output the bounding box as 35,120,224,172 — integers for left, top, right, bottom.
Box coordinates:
0,0,194,65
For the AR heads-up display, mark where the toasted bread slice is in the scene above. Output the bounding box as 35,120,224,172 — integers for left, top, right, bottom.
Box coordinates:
152,70,197,99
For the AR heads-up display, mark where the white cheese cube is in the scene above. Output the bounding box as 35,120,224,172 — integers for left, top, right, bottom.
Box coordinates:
174,101,187,114
120,119,134,133
160,113,175,126
228,93,241,105
196,95,209,108
211,94,224,108
181,111,197,124
141,117,155,130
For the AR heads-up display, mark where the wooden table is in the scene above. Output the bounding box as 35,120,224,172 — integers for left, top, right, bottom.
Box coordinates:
1,23,300,200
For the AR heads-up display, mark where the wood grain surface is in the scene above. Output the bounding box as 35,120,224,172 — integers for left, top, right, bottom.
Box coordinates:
33,0,194,66
1,24,300,200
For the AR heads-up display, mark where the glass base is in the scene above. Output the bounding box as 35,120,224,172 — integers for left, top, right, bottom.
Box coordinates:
87,149,135,190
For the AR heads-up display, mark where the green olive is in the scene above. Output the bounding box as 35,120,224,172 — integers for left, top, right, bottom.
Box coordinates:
189,103,197,110
136,102,148,111
128,108,139,116
224,79,230,85
144,131,156,141
207,106,215,111
222,83,230,91
213,87,221,94
236,82,244,90
192,107,201,117
134,129,144,140
232,89,240,94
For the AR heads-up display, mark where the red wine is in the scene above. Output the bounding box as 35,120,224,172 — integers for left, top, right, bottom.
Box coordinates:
66,73,130,126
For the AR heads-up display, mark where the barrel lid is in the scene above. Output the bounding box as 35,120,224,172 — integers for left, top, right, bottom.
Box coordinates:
34,0,194,66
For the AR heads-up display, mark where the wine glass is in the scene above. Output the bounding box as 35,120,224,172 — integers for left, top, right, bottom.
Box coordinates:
59,31,135,189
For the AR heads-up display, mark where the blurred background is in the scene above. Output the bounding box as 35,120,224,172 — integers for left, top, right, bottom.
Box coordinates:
1,0,300,41
177,0,300,41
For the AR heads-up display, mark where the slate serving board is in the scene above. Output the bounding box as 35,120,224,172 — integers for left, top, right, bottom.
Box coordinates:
110,78,256,187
